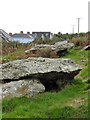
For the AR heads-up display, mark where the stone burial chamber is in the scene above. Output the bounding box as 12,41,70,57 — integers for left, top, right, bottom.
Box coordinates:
25,41,74,57
1,57,82,99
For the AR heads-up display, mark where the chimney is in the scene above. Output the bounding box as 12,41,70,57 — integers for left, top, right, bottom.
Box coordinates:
9,32,12,36
27,32,30,34
20,31,23,34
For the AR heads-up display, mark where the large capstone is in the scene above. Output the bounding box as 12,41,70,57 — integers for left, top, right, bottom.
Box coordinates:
1,57,82,92
25,41,74,57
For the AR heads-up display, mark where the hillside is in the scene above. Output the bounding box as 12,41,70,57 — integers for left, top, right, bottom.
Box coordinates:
2,48,89,118
1,33,89,63
2,81,88,118
1,34,89,119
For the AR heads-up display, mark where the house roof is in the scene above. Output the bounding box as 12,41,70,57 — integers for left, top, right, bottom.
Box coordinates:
0,29,14,42
32,32,51,34
12,33,33,39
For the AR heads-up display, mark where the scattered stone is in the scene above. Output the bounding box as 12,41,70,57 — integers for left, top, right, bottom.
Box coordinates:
70,98,85,107
2,79,45,99
82,45,90,50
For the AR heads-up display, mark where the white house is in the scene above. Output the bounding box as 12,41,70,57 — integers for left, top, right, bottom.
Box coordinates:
11,32,34,43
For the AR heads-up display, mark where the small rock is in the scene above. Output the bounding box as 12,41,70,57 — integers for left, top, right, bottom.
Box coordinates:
2,79,45,99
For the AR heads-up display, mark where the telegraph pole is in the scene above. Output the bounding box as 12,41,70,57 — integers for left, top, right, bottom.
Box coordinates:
76,18,82,37
72,24,75,34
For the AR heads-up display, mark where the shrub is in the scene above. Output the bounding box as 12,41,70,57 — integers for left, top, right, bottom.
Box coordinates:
69,36,89,48
26,48,59,58
36,48,58,58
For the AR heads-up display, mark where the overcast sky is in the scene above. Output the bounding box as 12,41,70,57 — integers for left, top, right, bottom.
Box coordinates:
0,0,89,34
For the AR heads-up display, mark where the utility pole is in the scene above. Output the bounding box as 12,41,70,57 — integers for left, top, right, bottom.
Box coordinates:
72,24,75,34
76,18,82,37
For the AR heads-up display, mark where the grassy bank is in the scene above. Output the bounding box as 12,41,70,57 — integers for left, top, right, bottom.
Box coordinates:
2,81,88,118
63,47,89,82
2,40,89,119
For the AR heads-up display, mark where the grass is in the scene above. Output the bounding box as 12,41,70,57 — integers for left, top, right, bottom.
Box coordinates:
2,49,26,62
1,36,89,64
63,47,89,82
2,80,88,118
63,47,88,66
0,101,2,119
2,44,89,118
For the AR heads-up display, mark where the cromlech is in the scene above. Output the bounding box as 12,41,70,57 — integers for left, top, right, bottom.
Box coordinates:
0,28,89,119
0,1,89,118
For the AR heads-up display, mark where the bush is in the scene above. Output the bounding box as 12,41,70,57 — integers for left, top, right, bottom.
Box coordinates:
36,48,58,58
26,48,59,58
69,36,89,48
2,41,32,56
